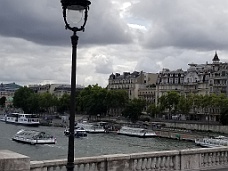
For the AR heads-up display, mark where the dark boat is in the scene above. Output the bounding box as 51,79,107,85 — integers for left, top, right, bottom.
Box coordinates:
64,127,87,138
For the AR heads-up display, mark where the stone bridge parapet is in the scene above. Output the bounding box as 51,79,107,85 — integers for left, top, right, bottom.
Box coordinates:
1,147,228,171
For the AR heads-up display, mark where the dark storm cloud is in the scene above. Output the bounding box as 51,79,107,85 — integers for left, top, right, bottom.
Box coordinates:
129,0,228,51
0,0,133,46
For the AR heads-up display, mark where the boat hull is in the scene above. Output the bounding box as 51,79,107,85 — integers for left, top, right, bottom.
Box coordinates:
76,123,106,133
12,129,56,145
117,126,156,138
117,132,157,138
5,121,40,127
12,137,56,145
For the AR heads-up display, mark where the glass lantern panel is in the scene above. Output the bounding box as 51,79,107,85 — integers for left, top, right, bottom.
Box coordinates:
67,6,84,27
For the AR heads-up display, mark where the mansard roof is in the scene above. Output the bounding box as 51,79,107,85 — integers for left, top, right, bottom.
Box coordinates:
0,82,22,91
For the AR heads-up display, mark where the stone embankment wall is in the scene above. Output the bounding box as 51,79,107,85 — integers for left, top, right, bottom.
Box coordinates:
164,122,228,134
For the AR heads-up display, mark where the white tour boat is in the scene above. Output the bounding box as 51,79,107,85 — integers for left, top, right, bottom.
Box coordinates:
64,127,87,138
12,129,56,145
76,122,106,133
5,113,40,126
195,136,228,148
117,126,157,138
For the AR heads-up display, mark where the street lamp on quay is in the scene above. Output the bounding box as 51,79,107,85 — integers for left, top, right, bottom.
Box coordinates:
60,0,91,170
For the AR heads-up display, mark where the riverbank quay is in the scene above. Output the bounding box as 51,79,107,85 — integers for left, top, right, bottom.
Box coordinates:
151,119,228,134
2,147,228,171
154,129,204,142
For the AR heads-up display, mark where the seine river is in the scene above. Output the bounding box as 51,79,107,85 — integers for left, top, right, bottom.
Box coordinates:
0,121,198,161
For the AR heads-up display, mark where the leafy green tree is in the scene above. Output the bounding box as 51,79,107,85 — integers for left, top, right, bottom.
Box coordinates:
106,89,128,115
57,93,70,113
27,93,41,113
147,104,161,118
0,96,6,107
219,98,228,125
77,84,108,116
177,95,191,116
13,86,35,113
39,93,58,113
122,99,146,122
158,91,180,119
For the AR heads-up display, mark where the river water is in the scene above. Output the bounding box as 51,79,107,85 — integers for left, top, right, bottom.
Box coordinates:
0,121,198,161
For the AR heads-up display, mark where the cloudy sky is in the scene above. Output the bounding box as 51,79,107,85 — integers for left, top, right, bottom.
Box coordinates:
1,0,228,87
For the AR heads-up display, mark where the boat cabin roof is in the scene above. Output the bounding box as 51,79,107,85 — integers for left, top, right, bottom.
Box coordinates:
15,130,53,139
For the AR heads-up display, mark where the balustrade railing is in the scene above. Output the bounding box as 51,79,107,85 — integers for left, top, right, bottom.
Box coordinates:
1,147,228,171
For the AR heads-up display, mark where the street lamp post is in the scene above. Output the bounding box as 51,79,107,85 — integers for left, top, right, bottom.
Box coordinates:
60,0,91,171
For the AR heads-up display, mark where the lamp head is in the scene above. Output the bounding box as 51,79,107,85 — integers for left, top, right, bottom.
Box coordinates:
61,0,91,32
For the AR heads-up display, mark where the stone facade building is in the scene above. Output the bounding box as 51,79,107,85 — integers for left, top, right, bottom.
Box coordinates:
107,52,228,122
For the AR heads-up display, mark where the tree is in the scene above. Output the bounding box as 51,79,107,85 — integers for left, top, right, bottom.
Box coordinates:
147,104,161,118
158,91,180,119
57,93,70,114
220,98,228,125
77,84,108,116
106,89,128,116
177,95,191,117
26,93,41,113
122,99,146,123
39,93,58,114
13,86,35,113
0,96,6,107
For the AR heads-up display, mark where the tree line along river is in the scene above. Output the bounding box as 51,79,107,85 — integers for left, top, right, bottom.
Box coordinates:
0,121,198,161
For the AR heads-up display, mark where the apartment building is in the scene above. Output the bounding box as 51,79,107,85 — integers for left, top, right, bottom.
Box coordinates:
156,52,228,121
107,71,158,100
107,52,228,121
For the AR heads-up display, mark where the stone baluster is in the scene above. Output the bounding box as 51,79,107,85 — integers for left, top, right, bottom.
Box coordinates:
157,157,161,170
141,158,147,170
165,156,170,170
132,159,137,170
160,156,165,170
215,151,219,166
136,158,142,171
201,153,205,167
205,153,209,167
83,163,90,171
145,157,152,171
47,167,54,171
221,152,225,165
169,156,174,170
211,152,216,166
151,157,156,170
219,151,223,165
224,151,228,164
208,152,212,167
